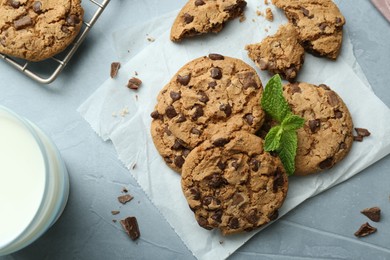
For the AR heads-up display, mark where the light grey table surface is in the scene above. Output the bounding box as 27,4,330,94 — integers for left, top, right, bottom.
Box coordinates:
1,0,389,259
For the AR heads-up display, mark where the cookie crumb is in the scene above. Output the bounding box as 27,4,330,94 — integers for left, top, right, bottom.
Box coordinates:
354,222,377,237
361,207,381,222
122,187,128,193
256,10,262,16
118,194,133,204
264,0,269,4
239,14,246,22
265,28,269,32
112,112,117,117
119,107,129,117
265,8,274,21
252,18,256,22
120,216,140,240
127,77,142,90
110,62,121,78
111,210,120,215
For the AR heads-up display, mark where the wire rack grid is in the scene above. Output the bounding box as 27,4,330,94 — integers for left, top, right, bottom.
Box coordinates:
0,0,111,84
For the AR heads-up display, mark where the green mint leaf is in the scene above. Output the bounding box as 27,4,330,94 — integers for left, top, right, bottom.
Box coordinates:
281,114,305,131
264,125,283,152
261,74,291,122
277,130,298,176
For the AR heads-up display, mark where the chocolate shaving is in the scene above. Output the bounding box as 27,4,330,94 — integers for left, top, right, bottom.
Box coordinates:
361,207,381,222
120,216,140,240
110,62,121,78
354,222,377,238
118,194,133,204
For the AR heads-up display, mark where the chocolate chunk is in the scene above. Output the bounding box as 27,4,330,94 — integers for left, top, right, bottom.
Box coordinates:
210,67,222,80
177,74,191,86
238,72,258,89
334,109,343,118
61,25,70,33
319,22,328,31
208,81,217,88
273,168,285,193
361,207,381,222
164,156,172,164
246,210,259,224
14,15,33,30
211,210,223,223
231,193,244,206
301,6,309,17
182,149,191,157
9,0,20,8
118,194,133,204
170,91,181,102
122,187,129,193
259,59,268,70
191,105,204,120
189,187,201,200
165,106,177,119
195,0,205,6
120,216,140,240
183,13,194,24
285,67,297,81
207,174,227,188
339,142,346,150
244,114,254,125
355,128,371,137
208,53,225,60
353,135,364,142
198,91,209,103
318,84,331,90
354,222,377,238
33,1,42,13
268,210,279,221
127,77,142,90
111,210,120,215
172,139,184,150
164,126,172,136
326,91,339,106
0,37,5,47
197,216,212,229
110,62,121,78
224,1,247,16
213,138,229,147
190,128,202,135
66,14,80,26
176,113,187,123
228,217,240,229
219,104,232,117
289,83,301,94
250,158,260,171
231,160,239,170
309,119,321,133
150,111,161,120
174,156,185,168
319,157,333,169
217,161,226,170
335,17,342,24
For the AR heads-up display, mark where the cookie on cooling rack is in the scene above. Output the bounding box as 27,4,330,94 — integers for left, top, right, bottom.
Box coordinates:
0,0,84,61
150,54,265,173
181,131,288,235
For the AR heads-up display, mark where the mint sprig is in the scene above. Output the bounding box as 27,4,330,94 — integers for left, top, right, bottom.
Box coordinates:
261,75,305,176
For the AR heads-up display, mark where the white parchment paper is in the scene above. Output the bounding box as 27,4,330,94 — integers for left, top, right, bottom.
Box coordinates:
78,1,390,259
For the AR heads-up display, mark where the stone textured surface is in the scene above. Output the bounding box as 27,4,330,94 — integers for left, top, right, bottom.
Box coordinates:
0,0,83,61
181,131,288,235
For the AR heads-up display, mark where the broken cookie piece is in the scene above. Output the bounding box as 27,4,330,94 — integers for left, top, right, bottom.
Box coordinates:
170,0,247,42
246,23,304,82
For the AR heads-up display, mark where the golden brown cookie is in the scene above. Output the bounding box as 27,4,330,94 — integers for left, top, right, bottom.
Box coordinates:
246,23,305,82
170,0,247,42
150,54,265,173
283,82,353,175
181,131,288,235
272,0,345,59
0,0,84,61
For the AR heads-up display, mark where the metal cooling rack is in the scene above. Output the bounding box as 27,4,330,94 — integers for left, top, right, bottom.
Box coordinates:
0,0,110,84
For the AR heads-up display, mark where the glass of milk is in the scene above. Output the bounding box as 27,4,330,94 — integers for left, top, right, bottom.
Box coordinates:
0,106,69,255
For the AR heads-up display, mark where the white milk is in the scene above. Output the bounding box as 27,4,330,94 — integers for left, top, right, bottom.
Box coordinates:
0,107,69,255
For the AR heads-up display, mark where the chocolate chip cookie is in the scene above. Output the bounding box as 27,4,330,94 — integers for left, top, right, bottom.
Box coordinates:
151,54,265,173
272,0,345,60
246,23,305,82
181,131,288,235
170,0,247,42
0,0,84,61
283,82,353,175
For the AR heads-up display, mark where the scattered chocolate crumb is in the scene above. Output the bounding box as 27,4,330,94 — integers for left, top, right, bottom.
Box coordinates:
120,216,140,240
111,210,120,215
135,94,139,101
353,135,363,142
147,37,155,42
118,194,133,204
135,71,138,76
355,128,371,137
122,187,128,193
252,18,256,22
132,163,136,170
265,28,269,32
265,8,274,21
110,62,121,78
112,219,117,223
219,240,224,245
361,207,381,222
127,77,142,90
239,14,246,22
354,222,377,237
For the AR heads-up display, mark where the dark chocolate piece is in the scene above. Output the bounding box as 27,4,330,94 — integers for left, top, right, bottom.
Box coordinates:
120,216,140,240
354,222,377,238
110,62,121,78
118,194,133,204
361,207,381,222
